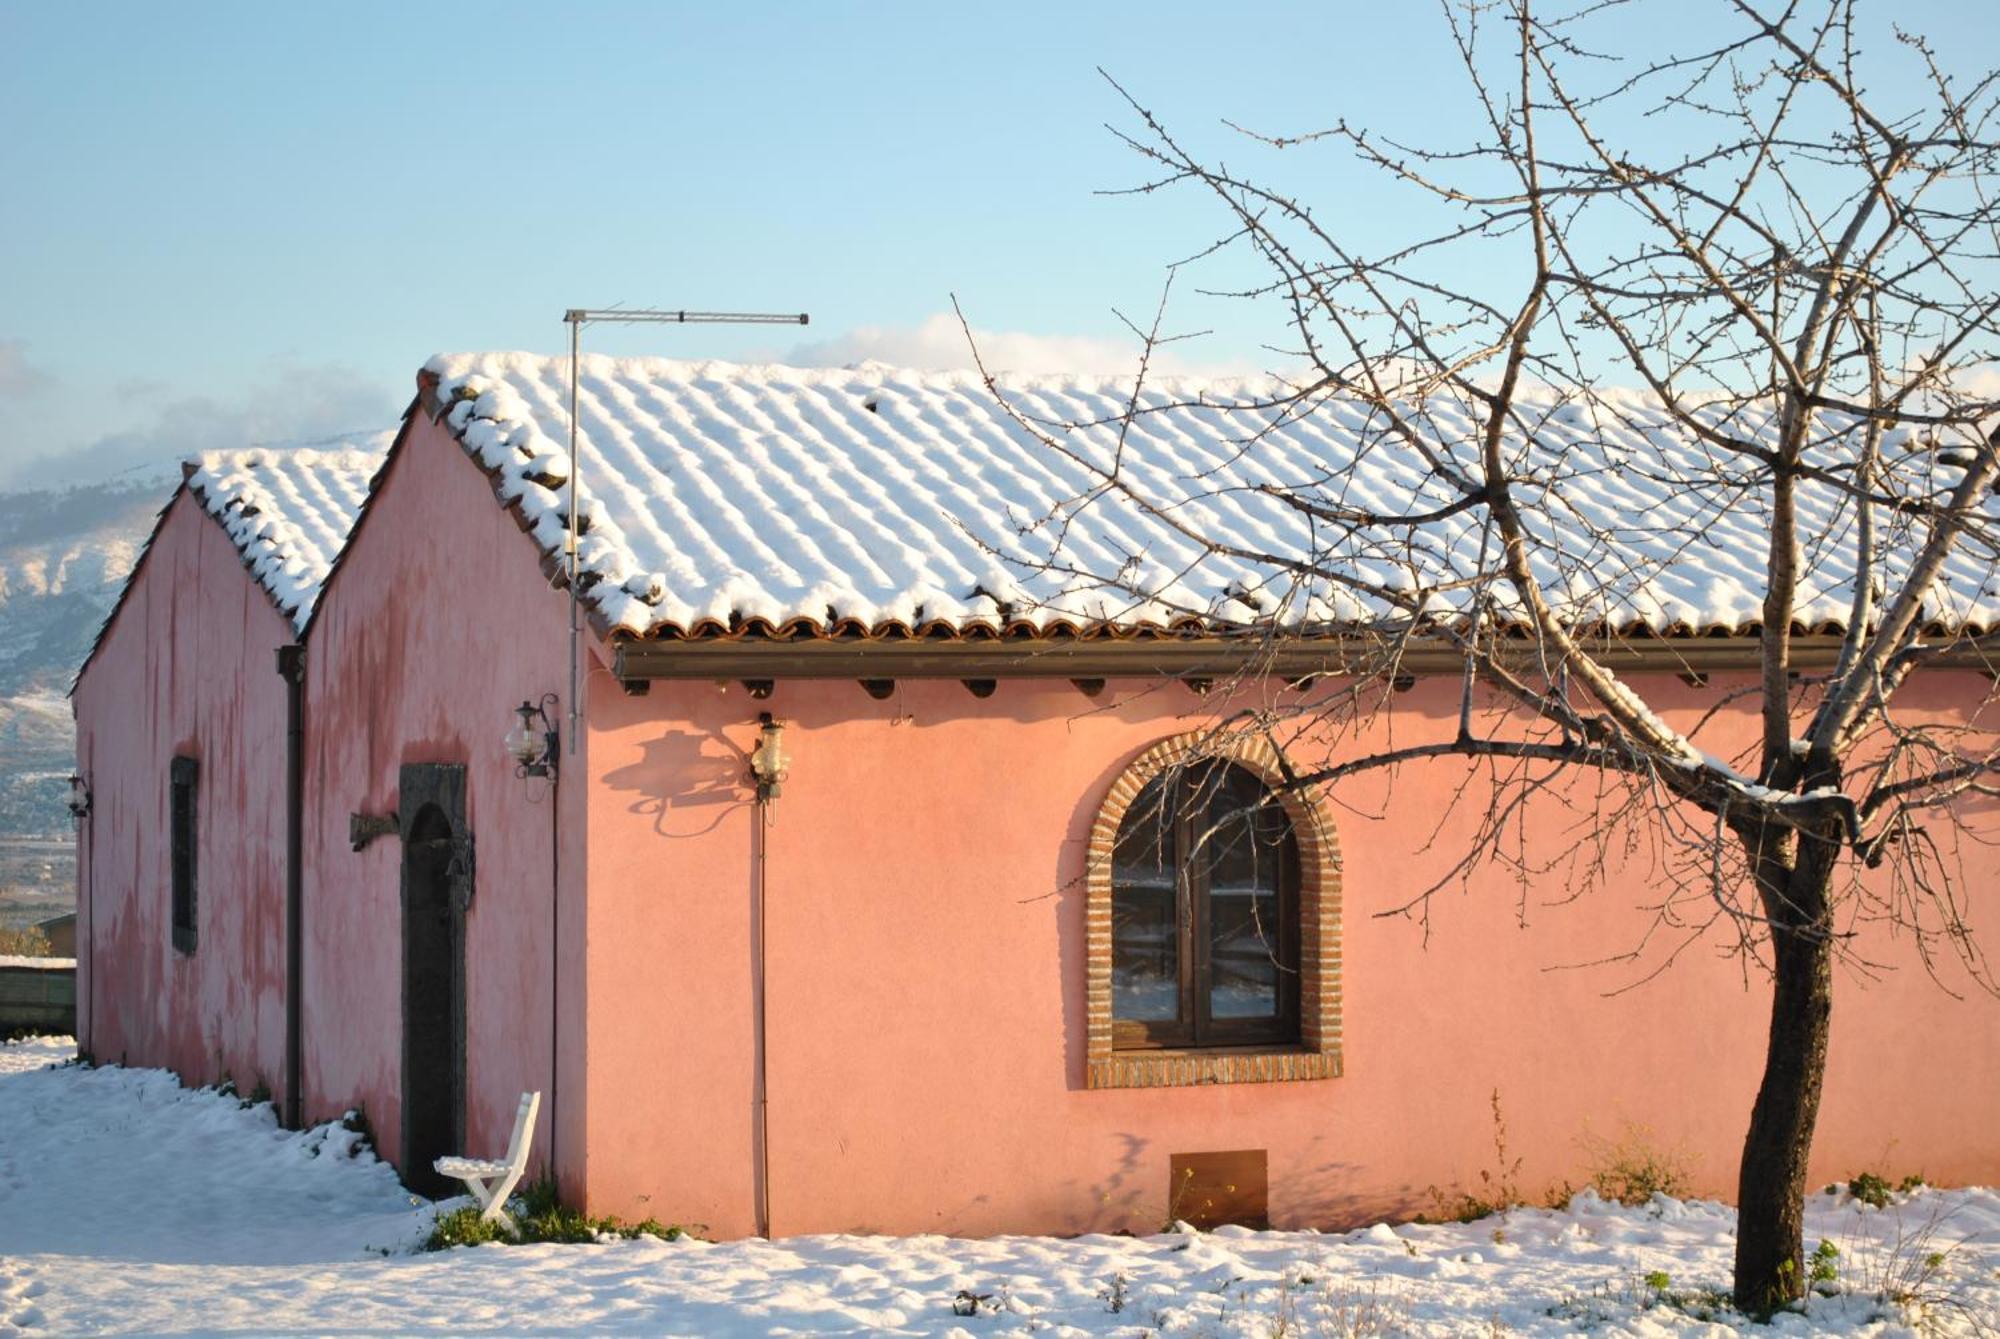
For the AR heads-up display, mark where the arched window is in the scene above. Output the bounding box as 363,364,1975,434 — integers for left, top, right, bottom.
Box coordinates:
1111,761,1299,1048
1085,734,1342,1088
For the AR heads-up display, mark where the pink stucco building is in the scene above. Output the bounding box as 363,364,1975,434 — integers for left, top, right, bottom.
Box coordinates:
73,446,382,1107
74,353,2000,1238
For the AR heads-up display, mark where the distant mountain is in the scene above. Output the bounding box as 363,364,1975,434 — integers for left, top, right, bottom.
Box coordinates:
0,473,174,840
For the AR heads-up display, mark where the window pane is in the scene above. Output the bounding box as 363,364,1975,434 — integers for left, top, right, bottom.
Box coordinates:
1210,889,1281,1018
1112,776,1179,1022
1201,766,1284,1020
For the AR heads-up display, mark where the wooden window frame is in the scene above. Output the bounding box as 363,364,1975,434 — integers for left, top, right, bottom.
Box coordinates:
1109,765,1302,1052
170,754,198,954
1085,733,1342,1089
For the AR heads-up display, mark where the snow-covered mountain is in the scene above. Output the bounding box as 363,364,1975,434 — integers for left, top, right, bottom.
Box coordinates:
0,473,174,839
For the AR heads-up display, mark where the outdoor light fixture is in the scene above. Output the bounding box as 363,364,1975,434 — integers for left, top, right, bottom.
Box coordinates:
749,713,788,801
506,695,560,780
65,773,91,820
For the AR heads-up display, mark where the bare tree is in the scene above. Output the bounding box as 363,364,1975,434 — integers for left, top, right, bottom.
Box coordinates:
973,0,1999,1313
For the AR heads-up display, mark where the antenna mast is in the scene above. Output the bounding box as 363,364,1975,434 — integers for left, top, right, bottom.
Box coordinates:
560,308,809,753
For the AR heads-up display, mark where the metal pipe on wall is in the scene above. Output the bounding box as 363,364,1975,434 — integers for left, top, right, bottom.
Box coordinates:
549,763,561,1190
278,644,307,1130
753,789,771,1238
566,320,580,759
81,751,94,1060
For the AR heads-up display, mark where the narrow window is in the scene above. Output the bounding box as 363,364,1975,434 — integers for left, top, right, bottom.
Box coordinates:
1110,759,1299,1049
170,755,198,953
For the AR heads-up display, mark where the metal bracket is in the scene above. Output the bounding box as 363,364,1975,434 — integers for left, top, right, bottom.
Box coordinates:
349,812,401,852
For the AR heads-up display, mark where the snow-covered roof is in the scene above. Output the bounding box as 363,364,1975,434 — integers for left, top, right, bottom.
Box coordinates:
72,436,392,695
184,441,390,631
424,351,2000,641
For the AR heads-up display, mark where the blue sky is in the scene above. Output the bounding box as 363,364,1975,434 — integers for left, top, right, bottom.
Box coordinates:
0,1,1987,488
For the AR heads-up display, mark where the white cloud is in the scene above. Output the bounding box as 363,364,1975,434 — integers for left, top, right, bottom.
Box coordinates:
1944,363,2000,401
0,340,53,399
783,312,1270,380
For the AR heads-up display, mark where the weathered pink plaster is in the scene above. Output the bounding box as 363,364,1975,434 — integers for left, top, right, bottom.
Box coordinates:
300,411,587,1193
72,491,290,1095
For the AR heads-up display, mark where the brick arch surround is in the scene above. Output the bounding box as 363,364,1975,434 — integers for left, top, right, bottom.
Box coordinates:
1084,732,1345,1090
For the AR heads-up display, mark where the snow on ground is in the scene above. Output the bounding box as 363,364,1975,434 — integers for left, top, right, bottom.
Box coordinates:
1,1037,1995,1337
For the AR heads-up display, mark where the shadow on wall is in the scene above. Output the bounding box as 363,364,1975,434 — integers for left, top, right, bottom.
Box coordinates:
1078,1131,1155,1234
599,728,750,837
1277,1144,1421,1231
1054,747,1141,1092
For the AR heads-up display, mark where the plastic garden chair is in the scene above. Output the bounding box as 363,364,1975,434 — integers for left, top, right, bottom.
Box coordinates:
435,1091,541,1230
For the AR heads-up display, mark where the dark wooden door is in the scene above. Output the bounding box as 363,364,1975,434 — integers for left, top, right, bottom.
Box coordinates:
399,763,470,1199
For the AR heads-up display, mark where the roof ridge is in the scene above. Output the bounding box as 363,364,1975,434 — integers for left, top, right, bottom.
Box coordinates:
424,349,1327,400
419,349,1829,415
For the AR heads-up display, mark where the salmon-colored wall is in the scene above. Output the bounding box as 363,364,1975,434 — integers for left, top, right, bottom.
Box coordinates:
301,411,588,1193
582,672,2000,1238
72,492,290,1098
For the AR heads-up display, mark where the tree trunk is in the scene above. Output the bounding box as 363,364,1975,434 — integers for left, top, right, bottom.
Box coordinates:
1732,860,1835,1315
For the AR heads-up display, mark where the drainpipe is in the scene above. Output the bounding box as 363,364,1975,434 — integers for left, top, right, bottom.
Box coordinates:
747,713,786,1239
549,767,561,1192
753,791,771,1238
277,644,307,1130
80,748,94,1060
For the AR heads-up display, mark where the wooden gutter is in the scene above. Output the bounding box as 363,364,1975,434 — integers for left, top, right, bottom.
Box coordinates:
611,633,1998,683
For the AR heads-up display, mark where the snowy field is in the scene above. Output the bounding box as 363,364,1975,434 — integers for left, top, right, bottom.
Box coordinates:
0,1036,1994,1336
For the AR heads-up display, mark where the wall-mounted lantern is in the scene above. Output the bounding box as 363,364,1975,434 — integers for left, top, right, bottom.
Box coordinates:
749,713,788,801
65,773,91,820
506,696,560,780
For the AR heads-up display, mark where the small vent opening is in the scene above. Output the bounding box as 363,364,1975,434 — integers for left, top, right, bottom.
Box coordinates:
1168,1149,1269,1230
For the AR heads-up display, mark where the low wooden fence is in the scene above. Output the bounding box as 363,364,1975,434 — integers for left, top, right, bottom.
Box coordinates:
0,958,75,1037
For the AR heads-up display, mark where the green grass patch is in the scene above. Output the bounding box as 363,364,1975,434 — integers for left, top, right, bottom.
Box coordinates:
423,1178,695,1250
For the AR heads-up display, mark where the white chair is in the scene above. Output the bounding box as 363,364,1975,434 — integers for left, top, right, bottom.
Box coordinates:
435,1091,541,1231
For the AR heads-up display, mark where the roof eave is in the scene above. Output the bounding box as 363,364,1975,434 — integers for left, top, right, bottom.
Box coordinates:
611,631,2000,682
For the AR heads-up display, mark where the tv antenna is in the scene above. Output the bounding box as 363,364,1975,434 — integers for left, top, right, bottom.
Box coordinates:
560,308,810,753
